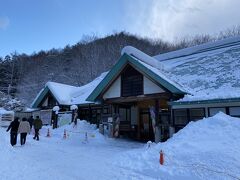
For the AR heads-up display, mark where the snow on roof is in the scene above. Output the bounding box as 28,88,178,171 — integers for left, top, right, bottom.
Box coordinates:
46,82,79,105
133,36,240,102
132,56,187,93
154,35,240,61
121,46,186,93
71,72,107,105
21,107,39,113
122,46,164,70
32,72,107,107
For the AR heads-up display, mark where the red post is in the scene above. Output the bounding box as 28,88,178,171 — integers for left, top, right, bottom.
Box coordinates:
160,150,164,165
46,128,50,137
63,129,67,139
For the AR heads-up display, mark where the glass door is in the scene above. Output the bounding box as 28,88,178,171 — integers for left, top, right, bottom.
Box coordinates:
139,109,154,142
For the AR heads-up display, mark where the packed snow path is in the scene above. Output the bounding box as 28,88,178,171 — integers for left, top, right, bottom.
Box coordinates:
0,122,147,180
1,114,240,180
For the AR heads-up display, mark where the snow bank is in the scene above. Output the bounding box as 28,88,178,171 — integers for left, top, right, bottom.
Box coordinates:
116,112,240,179
42,119,106,145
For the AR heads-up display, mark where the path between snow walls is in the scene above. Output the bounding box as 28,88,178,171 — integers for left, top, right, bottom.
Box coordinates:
115,112,240,180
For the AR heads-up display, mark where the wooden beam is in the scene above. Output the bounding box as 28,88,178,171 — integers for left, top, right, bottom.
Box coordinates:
104,93,171,103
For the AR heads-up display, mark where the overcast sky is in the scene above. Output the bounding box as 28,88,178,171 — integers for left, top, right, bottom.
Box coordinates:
1,0,240,57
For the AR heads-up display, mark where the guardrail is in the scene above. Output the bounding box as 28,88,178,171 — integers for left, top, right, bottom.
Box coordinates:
0,113,14,127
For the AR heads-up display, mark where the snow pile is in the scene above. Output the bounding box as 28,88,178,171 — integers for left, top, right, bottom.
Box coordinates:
42,119,106,144
70,104,78,110
52,105,60,112
116,112,240,179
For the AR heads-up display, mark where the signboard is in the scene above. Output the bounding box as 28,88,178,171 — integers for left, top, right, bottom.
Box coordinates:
57,112,72,127
40,110,52,125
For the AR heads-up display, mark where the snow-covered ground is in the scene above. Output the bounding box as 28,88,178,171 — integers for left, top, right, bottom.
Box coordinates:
0,120,145,180
1,113,240,180
117,112,240,180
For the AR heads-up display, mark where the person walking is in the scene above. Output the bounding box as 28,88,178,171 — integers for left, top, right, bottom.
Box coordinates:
6,117,20,146
27,116,34,129
18,117,31,145
33,116,42,141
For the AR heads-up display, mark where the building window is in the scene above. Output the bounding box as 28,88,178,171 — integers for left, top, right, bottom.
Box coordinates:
48,96,56,107
174,109,188,125
229,107,240,117
189,108,205,121
119,107,131,121
121,65,143,97
209,107,226,116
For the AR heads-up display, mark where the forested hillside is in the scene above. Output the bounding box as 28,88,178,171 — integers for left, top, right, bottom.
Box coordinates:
0,30,237,107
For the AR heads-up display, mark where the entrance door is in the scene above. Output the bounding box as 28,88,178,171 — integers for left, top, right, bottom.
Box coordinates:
139,109,154,142
159,111,171,141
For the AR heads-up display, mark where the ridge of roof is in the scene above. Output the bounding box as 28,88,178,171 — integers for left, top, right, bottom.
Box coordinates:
154,35,240,61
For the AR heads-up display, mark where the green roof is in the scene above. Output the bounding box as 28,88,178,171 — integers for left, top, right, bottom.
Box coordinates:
169,98,240,106
86,53,186,102
31,86,50,108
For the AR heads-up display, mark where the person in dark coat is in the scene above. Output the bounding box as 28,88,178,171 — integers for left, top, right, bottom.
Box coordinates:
6,117,20,146
27,116,34,129
18,117,31,145
33,116,42,141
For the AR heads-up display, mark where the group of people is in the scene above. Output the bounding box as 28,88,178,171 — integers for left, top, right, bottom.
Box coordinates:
6,116,43,146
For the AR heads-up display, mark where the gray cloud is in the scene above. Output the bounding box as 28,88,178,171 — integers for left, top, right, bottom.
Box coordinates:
124,0,240,42
0,16,10,30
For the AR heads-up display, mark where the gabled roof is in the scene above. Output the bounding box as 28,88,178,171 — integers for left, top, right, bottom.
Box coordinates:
86,53,187,102
31,82,79,108
70,72,107,105
88,36,240,104
31,73,107,108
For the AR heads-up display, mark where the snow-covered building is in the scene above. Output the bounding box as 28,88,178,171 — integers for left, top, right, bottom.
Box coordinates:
87,36,240,142
31,73,109,126
31,36,240,142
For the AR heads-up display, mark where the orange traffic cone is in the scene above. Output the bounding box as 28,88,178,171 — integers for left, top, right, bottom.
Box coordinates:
85,132,88,142
46,128,51,137
63,129,67,139
160,150,164,165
